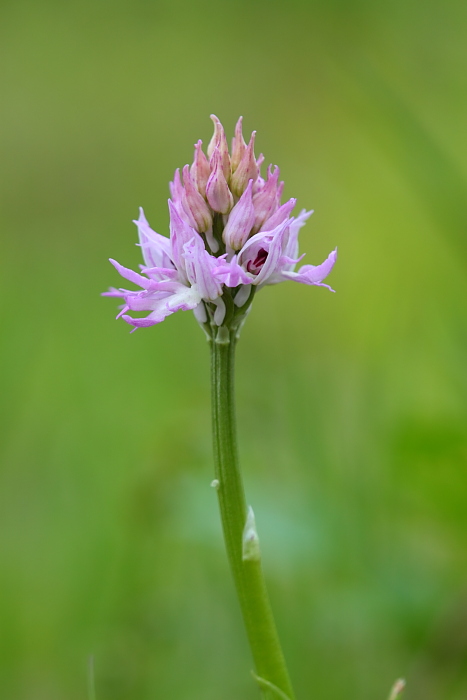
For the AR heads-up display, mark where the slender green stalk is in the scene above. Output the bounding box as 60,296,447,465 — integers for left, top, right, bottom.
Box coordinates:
210,328,296,700
87,655,96,700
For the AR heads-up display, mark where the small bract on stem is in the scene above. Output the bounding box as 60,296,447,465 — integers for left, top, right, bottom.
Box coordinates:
104,116,337,699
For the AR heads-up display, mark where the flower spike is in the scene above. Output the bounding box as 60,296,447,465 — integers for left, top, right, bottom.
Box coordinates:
103,115,338,700
104,115,336,331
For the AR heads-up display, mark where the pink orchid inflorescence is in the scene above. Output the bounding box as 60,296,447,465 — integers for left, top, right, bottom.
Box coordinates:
104,115,337,336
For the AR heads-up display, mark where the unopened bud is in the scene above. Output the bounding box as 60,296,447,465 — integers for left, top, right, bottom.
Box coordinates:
231,116,247,173
242,506,261,561
190,140,210,197
207,114,230,181
182,165,213,233
206,148,234,214
223,180,255,250
230,131,259,197
252,165,280,232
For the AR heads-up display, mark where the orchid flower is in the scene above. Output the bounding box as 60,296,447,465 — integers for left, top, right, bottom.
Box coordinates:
104,115,336,331
103,116,340,700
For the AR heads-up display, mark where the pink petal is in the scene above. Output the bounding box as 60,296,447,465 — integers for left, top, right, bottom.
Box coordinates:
109,259,151,289
282,248,337,285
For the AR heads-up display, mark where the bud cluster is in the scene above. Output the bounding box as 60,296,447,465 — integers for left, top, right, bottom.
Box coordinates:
170,115,286,254
104,116,337,332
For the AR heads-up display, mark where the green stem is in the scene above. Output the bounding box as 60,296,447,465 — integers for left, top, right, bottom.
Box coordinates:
87,655,96,700
210,329,296,700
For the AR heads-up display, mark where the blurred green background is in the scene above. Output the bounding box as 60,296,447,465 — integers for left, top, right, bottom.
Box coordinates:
1,0,467,698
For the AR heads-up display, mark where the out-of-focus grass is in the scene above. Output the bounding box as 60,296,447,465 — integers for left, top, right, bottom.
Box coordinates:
0,0,466,698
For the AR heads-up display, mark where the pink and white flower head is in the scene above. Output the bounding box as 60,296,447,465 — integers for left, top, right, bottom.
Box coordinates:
104,115,337,334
